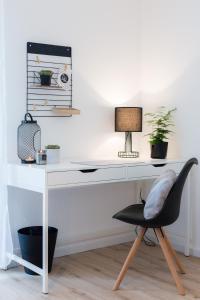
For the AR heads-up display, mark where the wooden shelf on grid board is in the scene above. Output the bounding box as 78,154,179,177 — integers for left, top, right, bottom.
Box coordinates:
52,107,80,115
30,84,66,90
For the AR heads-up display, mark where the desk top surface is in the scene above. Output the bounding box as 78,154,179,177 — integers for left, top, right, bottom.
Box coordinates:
8,157,187,173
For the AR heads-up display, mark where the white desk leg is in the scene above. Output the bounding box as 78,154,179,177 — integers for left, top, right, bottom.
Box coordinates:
42,186,48,294
185,174,191,256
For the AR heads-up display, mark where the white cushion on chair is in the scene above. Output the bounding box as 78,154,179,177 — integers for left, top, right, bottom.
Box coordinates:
144,169,176,220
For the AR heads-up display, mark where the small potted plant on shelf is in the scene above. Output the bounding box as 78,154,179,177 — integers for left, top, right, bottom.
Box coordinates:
39,70,53,86
145,106,176,159
45,145,60,164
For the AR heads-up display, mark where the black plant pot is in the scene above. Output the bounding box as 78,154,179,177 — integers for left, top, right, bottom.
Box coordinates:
18,226,58,275
151,142,168,159
40,74,52,86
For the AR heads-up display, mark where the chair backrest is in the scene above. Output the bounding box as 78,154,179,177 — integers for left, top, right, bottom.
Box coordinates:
151,158,198,227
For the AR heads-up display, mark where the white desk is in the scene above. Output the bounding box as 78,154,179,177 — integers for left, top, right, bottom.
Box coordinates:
7,158,190,294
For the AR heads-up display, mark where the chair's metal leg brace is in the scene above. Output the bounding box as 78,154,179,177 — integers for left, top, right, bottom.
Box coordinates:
42,183,48,294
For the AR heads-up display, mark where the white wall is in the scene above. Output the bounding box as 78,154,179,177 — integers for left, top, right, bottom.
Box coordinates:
4,0,142,254
140,0,200,255
4,0,200,257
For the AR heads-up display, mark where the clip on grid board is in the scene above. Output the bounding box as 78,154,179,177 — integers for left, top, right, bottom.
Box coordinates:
27,42,72,117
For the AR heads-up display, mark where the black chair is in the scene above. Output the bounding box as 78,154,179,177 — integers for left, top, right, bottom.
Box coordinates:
112,158,198,296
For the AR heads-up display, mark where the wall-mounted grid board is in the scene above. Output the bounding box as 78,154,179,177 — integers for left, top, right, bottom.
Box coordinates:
27,42,72,117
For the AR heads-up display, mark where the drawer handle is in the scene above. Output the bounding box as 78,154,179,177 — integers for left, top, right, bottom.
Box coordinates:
152,164,166,167
79,169,98,173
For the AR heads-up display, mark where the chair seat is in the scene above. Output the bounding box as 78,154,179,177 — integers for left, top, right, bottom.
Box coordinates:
113,204,146,225
112,202,186,228
113,204,158,227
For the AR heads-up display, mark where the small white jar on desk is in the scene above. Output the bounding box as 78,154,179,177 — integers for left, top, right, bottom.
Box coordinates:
45,145,60,164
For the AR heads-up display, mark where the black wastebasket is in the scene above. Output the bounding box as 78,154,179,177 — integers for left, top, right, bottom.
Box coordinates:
18,226,58,275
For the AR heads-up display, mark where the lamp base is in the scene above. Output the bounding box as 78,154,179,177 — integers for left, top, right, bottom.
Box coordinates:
118,151,139,158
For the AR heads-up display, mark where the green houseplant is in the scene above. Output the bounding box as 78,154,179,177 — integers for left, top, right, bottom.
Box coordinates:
145,107,176,159
39,70,53,86
45,145,60,164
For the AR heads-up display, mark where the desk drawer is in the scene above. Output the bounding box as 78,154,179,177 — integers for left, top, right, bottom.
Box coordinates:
48,167,125,186
127,163,183,179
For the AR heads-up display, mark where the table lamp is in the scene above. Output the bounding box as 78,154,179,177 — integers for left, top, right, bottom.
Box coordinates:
115,107,143,158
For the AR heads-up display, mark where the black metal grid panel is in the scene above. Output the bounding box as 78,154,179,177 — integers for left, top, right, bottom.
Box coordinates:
27,42,72,117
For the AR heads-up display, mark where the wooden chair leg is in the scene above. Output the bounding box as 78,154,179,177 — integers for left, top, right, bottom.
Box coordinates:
161,228,186,274
113,227,146,291
155,228,185,296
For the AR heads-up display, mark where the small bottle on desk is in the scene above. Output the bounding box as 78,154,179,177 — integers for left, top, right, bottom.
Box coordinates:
36,150,47,165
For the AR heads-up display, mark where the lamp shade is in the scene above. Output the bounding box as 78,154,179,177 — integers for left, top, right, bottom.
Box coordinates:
115,107,142,132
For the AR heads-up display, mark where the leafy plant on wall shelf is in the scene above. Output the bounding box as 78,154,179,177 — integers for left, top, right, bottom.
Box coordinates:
145,106,176,159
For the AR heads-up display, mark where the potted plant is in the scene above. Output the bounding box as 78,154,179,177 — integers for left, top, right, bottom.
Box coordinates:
45,145,60,164
145,107,176,159
39,70,53,86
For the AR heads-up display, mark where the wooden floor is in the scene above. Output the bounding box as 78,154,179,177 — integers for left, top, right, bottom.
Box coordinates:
1,242,200,300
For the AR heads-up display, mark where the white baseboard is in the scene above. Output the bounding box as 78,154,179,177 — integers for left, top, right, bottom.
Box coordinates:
166,231,200,257
55,230,135,257
11,228,135,267
9,228,200,270
146,229,200,257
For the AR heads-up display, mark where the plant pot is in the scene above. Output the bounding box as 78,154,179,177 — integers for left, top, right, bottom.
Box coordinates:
151,142,168,159
46,149,60,164
18,226,58,275
40,74,52,86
